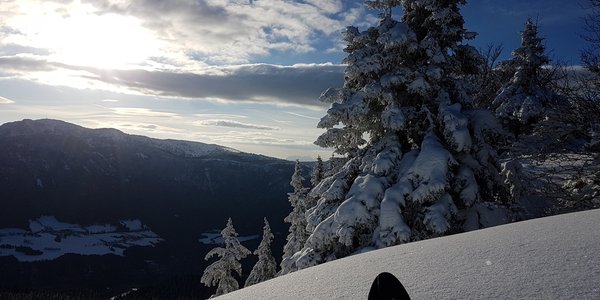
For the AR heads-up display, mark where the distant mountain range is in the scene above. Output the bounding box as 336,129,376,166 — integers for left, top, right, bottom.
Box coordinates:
0,119,302,296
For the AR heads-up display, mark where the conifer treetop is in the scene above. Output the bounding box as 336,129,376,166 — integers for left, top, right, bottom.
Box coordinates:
512,18,549,88
311,156,325,187
492,18,557,125
245,218,276,287
201,218,251,298
291,160,305,192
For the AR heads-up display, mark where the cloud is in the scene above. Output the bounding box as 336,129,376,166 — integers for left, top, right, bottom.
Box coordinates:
119,123,158,130
1,0,369,65
0,0,356,107
198,130,313,146
110,107,180,117
0,43,51,56
87,63,345,106
0,56,345,106
0,96,15,104
86,119,186,136
194,113,247,119
99,0,362,63
285,111,321,120
0,56,56,73
196,119,279,131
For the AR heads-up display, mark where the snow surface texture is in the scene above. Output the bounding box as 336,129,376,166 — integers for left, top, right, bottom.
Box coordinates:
0,216,162,262
217,209,600,300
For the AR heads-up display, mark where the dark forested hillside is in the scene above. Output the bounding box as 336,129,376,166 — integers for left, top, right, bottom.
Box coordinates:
0,119,298,295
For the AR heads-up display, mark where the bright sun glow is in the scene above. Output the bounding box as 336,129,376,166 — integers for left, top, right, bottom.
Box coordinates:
50,14,160,69
9,2,162,69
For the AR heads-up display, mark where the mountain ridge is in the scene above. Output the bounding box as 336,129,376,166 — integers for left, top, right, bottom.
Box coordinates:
0,118,243,158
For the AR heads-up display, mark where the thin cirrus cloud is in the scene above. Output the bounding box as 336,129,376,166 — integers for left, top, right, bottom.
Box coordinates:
285,111,321,120
0,96,15,104
110,107,180,117
196,119,279,131
194,113,247,119
199,130,313,146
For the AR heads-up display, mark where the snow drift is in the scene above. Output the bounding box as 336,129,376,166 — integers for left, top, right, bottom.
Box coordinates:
217,209,600,299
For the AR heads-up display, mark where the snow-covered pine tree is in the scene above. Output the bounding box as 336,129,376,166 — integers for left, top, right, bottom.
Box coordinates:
305,156,326,217
492,19,557,136
201,218,251,298
311,156,325,188
290,0,510,271
245,218,277,287
279,160,309,275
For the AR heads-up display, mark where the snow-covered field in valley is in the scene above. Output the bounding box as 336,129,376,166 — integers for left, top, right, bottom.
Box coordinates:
199,230,259,245
218,209,600,300
0,216,162,262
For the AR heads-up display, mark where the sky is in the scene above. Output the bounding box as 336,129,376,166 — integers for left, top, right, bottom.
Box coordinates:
0,0,590,160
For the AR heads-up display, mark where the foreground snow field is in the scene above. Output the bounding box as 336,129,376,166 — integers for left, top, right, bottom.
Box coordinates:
218,209,600,299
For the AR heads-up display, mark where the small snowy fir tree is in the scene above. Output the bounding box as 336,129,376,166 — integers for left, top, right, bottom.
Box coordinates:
305,156,326,214
311,156,325,188
500,159,525,203
201,218,251,298
245,218,277,287
492,19,558,135
279,160,310,275
288,0,511,271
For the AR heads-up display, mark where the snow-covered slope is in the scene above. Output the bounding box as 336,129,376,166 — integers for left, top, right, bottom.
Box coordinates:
219,209,600,299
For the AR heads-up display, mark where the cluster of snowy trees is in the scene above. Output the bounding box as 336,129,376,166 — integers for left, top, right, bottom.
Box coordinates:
281,0,515,272
201,0,599,296
489,14,599,214
201,218,276,298
278,0,598,274
201,159,329,297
